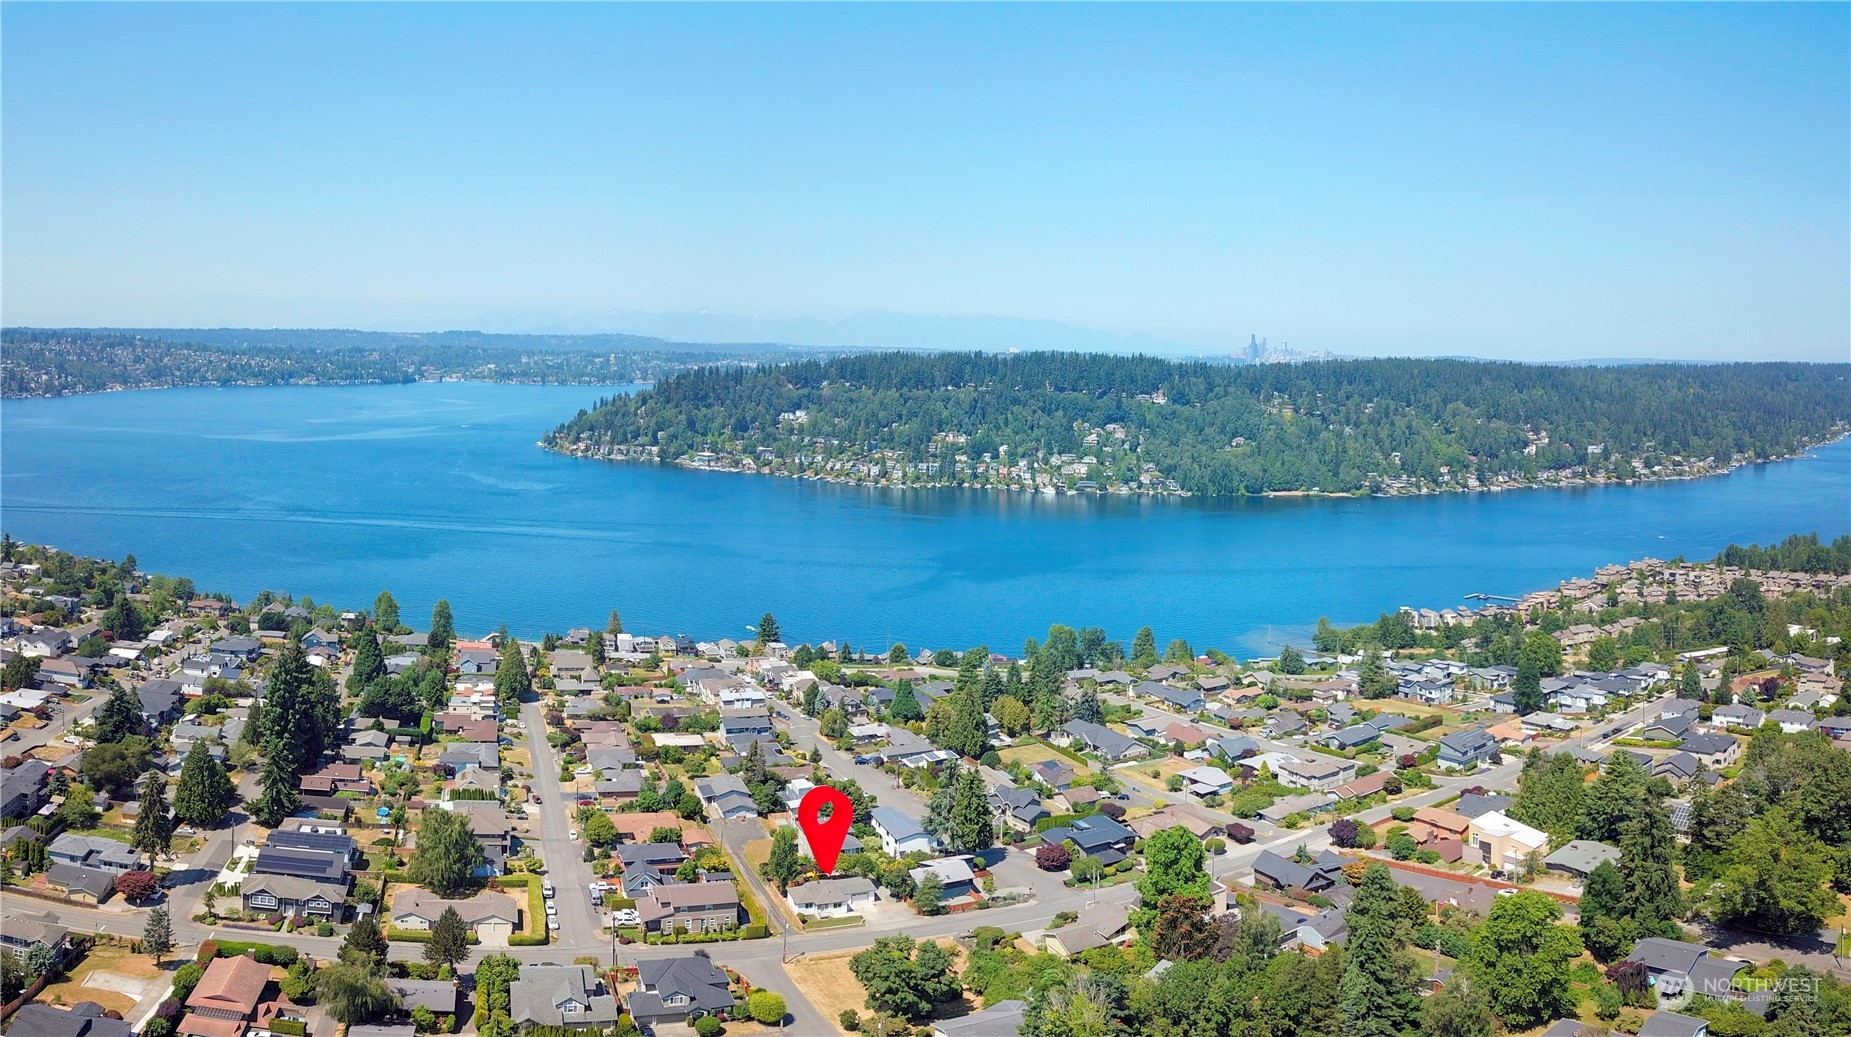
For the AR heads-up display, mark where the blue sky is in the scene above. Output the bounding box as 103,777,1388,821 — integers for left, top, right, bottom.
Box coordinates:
4,3,1846,360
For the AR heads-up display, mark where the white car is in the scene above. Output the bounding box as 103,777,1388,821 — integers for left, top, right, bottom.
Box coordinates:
546,901,558,916
569,829,578,841
542,882,555,898
611,908,640,926
548,915,560,931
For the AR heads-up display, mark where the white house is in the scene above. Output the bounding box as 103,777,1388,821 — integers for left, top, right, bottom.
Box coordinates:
785,877,878,919
870,807,933,856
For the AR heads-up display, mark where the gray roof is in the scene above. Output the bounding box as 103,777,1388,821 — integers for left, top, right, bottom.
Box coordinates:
1440,728,1498,757
383,979,460,1015
870,806,926,841
45,863,116,898
629,954,735,1021
1677,733,1737,756
48,834,140,871
1543,840,1621,876
1061,719,1142,759
3,1003,133,1037
1636,1012,1708,1037
510,965,622,1028
786,876,876,909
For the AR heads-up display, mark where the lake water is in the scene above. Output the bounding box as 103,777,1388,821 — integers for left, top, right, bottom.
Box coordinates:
3,382,1847,657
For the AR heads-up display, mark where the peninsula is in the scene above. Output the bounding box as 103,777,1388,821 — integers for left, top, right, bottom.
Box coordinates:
544,352,1851,497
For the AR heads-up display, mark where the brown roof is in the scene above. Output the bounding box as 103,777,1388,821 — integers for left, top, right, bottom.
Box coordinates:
1333,771,1394,799
187,955,272,1016
177,1016,247,1037
459,719,500,743
1413,807,1472,835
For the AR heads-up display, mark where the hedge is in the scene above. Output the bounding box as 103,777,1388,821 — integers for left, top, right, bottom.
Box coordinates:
268,1021,306,1036
202,941,297,965
388,928,478,945
495,875,549,945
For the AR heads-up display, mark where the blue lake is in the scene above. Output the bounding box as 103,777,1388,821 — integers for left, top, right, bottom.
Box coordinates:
2,382,1847,657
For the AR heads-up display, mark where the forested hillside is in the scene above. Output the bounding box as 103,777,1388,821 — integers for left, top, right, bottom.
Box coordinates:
545,353,1851,496
0,328,805,397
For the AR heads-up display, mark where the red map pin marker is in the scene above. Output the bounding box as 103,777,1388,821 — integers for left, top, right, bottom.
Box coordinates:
796,785,853,875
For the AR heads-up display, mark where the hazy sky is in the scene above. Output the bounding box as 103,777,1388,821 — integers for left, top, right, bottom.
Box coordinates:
4,3,1847,361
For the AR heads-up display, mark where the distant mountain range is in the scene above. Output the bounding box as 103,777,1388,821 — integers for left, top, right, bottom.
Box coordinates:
462,307,1213,356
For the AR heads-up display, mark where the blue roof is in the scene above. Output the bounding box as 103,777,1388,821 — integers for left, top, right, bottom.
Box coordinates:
870,806,925,840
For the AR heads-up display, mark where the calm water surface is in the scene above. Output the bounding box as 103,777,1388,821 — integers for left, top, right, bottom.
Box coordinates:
3,383,1847,656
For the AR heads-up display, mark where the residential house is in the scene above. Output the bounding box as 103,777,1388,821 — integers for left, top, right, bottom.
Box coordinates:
182,953,273,1037
135,680,186,727
1626,937,1747,1001
1176,766,1235,798
871,806,934,856
390,889,522,943
614,842,688,877
627,955,735,1028
438,743,499,773
988,786,1050,833
1,759,51,818
1453,793,1512,819
909,857,978,903
342,729,396,763
1437,728,1499,771
47,833,141,873
1264,712,1309,739
1467,811,1550,872
381,980,460,1019
1044,901,1131,958
636,882,742,935
1640,714,1696,743
933,1001,1027,1037
1676,734,1741,769
1257,792,1336,824
1412,808,1473,843
450,802,512,875
1138,682,1206,714
1275,757,1358,792
1056,720,1149,761
1252,849,1343,894
786,876,878,919
509,965,623,1030
1037,815,1136,868
44,864,116,904
1767,709,1815,734
4,1003,132,1037
1637,1012,1709,1037
0,910,70,971
1323,724,1381,751
240,875,349,921
1543,840,1622,882
695,774,758,820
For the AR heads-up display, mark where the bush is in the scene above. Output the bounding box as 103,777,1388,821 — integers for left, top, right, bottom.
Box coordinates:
171,963,205,1003
268,1021,306,1037
839,1009,861,1032
143,1021,175,1037
692,1017,724,1037
208,941,297,965
1390,806,1416,822
315,922,334,937
747,991,786,1025
1204,838,1226,855
1035,843,1071,871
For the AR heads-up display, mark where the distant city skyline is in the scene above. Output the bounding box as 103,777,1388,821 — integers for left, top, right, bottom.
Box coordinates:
3,4,1846,361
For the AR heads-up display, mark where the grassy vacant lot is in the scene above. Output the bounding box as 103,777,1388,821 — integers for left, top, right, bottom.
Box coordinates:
37,945,166,1016
998,743,1094,777
784,939,972,1036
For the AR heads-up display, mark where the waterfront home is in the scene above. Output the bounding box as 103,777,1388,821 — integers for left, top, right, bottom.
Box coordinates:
510,965,623,1030
871,806,934,856
627,955,735,1028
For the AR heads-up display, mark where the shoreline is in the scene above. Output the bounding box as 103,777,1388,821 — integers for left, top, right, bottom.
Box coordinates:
541,428,1850,502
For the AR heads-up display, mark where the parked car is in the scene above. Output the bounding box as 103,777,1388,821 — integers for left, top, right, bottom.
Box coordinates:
548,915,560,930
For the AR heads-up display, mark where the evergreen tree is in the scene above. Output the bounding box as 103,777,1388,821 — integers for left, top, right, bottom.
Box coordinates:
298,668,342,766
261,640,315,770
1511,656,1544,715
947,765,995,853
425,907,470,969
1577,860,1633,962
766,825,802,894
1617,792,1685,935
104,597,146,642
131,770,171,859
1680,663,1703,700
1277,645,1307,675
408,808,485,896
173,741,235,828
944,686,990,760
607,609,623,636
340,915,389,971
494,637,531,708
1578,749,1648,843
373,591,400,632
1131,627,1158,667
1340,864,1422,1037
142,906,175,965
755,612,780,649
351,627,385,687
586,631,605,666
1074,686,1105,725
1509,751,1587,842
94,685,140,743
1422,975,1494,1037
429,599,454,657
252,751,301,828
889,680,923,722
